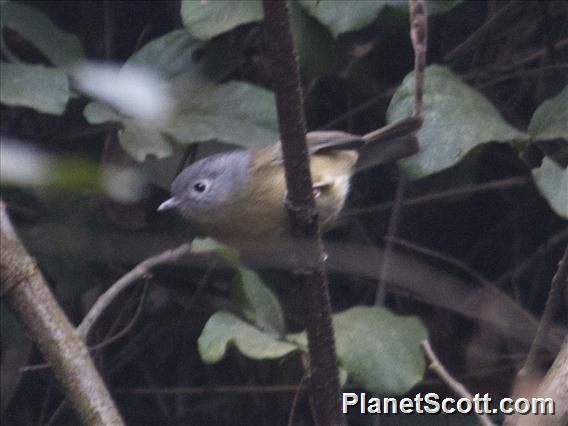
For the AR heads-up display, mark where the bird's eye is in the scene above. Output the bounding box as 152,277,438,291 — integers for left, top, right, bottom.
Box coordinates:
193,181,207,193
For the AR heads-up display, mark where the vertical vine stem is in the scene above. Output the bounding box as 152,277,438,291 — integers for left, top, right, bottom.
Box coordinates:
261,2,344,425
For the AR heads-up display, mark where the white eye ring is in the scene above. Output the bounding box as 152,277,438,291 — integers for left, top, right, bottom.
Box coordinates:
193,181,207,193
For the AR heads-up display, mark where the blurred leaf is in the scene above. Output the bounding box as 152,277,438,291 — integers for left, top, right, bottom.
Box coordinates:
118,120,173,162
0,303,27,348
528,85,568,141
181,0,262,41
1,141,107,193
164,81,278,147
83,101,122,124
1,139,52,187
289,306,428,395
125,29,241,82
83,29,242,125
50,157,99,191
0,62,69,114
289,2,348,78
191,238,285,336
388,65,527,180
0,1,85,67
532,157,568,219
73,62,174,123
198,311,298,363
192,237,241,267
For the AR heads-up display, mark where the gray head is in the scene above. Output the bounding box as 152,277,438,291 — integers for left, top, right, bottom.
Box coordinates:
158,149,251,222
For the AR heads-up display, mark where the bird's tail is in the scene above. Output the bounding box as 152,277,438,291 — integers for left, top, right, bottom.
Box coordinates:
356,116,422,172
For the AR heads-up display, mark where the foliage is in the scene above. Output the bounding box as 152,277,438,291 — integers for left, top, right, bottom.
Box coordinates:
195,240,428,395
1,1,566,424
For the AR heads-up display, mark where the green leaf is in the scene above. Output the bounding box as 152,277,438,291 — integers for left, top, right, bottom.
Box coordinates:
191,238,285,336
233,268,286,336
289,306,428,395
125,29,241,83
191,237,241,267
0,2,85,67
181,0,263,41
300,0,387,37
528,85,568,142
1,62,69,114
198,311,298,363
118,120,173,162
532,157,568,219
333,307,427,395
289,2,348,78
388,65,527,180
164,81,278,147
83,101,121,124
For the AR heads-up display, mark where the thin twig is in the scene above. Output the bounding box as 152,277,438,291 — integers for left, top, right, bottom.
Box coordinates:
77,243,195,341
497,228,568,286
375,177,406,306
116,384,308,395
409,0,427,117
287,375,309,426
343,176,530,217
509,245,568,397
421,340,496,426
444,2,521,63
89,282,150,351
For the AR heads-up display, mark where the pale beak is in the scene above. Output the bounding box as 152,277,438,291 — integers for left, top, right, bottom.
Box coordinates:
157,197,179,212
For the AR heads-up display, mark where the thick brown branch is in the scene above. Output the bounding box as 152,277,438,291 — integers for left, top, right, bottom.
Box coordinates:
261,2,344,425
0,201,124,426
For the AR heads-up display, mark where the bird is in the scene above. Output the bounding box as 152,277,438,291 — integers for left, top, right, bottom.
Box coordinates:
158,116,421,246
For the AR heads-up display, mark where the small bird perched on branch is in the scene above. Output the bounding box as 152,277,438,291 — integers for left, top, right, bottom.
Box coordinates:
158,116,421,245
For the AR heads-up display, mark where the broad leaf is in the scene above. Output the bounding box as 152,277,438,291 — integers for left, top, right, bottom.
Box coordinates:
198,311,297,363
232,268,286,336
388,65,527,180
333,307,427,395
528,85,568,142
181,0,262,41
192,238,285,336
290,306,428,395
299,1,463,38
532,157,568,219
1,62,69,114
289,2,348,78
164,81,278,147
125,29,241,83
0,2,84,67
300,0,387,37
